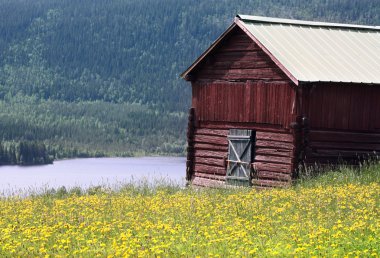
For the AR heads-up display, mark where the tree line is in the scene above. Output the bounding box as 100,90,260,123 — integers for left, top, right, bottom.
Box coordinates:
0,141,52,165
0,96,187,159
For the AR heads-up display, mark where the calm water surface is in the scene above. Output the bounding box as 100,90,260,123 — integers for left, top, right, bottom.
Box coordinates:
0,157,186,196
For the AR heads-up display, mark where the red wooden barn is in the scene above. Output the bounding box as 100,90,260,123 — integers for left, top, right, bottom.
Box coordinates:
181,15,380,188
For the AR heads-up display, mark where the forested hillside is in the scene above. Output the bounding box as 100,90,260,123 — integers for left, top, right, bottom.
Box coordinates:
0,0,378,161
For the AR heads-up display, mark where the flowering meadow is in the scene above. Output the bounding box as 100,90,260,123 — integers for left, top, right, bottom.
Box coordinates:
0,170,380,257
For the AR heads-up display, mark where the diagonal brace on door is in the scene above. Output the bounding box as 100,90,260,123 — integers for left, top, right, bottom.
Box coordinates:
227,138,251,177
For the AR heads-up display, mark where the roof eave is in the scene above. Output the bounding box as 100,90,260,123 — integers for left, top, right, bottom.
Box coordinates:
299,80,380,86
180,23,237,80
236,14,380,31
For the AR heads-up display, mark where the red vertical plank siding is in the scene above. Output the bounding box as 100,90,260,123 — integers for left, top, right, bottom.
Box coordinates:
362,87,371,130
192,81,294,126
252,83,257,121
372,87,380,130
198,84,203,121
251,82,256,122
222,84,227,121
215,83,220,122
244,82,251,122
273,84,278,124
340,86,351,129
307,84,380,132
226,84,232,121
210,84,215,121
326,85,336,129
239,83,244,122
348,86,358,130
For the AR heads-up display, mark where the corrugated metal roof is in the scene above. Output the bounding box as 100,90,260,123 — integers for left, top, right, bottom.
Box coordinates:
237,15,380,30
237,15,380,85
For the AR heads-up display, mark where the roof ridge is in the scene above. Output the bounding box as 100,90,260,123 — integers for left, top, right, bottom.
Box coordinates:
236,14,380,31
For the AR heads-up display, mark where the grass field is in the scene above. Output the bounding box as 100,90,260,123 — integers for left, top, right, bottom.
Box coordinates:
0,163,379,257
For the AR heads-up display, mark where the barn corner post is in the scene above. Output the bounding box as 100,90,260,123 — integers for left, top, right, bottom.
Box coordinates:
289,115,303,180
289,85,308,180
186,107,195,183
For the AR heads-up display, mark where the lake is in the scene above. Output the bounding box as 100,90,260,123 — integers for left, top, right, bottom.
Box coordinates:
0,157,186,196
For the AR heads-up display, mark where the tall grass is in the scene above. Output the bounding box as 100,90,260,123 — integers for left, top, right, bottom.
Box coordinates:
296,160,380,187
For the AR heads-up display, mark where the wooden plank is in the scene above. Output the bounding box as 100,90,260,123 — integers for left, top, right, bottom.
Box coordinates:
193,143,228,151
348,86,362,130
338,85,350,129
213,51,269,61
219,43,262,52
253,162,292,174
192,177,225,188
244,81,251,122
194,163,226,175
212,60,273,69
309,130,380,144
304,157,359,165
268,83,275,124
193,134,227,145
266,83,274,123
263,82,269,123
227,82,233,121
307,84,379,132
310,141,380,151
361,87,372,131
193,80,293,125
238,83,244,122
194,156,225,168
194,150,226,159
256,80,264,123
256,171,292,182
254,155,293,165
326,84,337,129
214,82,220,121
306,149,378,158
197,68,288,81
256,131,293,143
199,122,286,132
209,84,216,121
249,80,255,122
194,172,225,181
373,87,380,129
252,179,290,188
255,147,293,157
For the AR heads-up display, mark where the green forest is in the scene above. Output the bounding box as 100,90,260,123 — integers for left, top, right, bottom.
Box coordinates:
0,0,379,164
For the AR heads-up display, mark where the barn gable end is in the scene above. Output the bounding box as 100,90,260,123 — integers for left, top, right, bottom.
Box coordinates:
191,27,290,83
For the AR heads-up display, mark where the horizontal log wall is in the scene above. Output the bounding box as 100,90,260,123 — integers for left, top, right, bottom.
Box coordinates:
193,28,291,83
304,130,380,166
191,124,295,188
